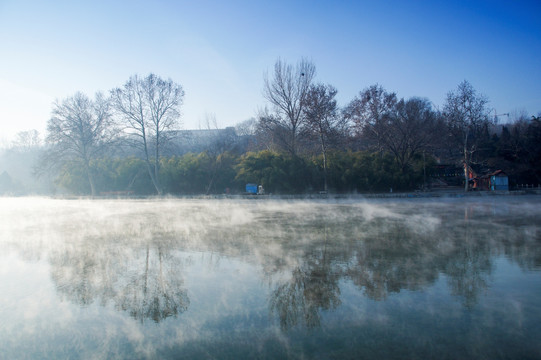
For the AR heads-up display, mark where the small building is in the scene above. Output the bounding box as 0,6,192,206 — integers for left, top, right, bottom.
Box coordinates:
488,170,509,191
472,170,509,191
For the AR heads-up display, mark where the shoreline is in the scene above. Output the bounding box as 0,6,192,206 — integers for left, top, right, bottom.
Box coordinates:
6,188,537,200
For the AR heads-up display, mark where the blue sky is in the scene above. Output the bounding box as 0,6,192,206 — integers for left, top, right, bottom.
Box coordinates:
1,0,540,142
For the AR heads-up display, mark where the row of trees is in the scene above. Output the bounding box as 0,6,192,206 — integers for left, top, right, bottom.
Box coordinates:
6,59,539,195
40,74,184,196
257,58,536,192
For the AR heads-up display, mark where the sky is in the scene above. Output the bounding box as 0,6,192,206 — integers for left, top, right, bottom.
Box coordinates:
1,0,540,143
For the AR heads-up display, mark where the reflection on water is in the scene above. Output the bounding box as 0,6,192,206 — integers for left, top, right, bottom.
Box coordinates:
0,196,540,359
51,243,189,323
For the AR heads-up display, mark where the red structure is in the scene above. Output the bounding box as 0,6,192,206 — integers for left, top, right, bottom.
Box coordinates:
468,167,509,191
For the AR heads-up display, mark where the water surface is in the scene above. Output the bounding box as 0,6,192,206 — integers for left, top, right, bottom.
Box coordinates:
1,196,540,359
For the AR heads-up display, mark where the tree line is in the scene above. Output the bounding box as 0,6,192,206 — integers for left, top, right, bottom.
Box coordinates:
2,59,540,196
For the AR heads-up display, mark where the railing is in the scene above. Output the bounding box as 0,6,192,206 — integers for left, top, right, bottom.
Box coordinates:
515,184,540,189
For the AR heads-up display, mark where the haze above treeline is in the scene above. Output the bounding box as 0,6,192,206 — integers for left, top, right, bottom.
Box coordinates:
1,59,540,196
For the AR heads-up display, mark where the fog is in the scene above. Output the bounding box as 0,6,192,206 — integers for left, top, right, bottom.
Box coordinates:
1,196,540,359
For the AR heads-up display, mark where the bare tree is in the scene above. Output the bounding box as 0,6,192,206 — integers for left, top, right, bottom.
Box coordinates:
443,80,490,191
255,107,289,152
303,83,345,192
234,118,258,152
343,84,398,151
12,130,42,151
262,58,316,156
383,97,440,174
44,92,114,196
234,118,257,137
111,74,184,195
345,86,442,185
201,113,238,194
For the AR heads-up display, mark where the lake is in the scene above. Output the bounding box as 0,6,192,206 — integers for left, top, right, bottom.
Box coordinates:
1,196,540,359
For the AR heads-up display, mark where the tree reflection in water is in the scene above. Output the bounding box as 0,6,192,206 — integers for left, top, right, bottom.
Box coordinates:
265,200,540,328
50,236,189,323
117,244,189,323
4,197,540,332
270,228,342,329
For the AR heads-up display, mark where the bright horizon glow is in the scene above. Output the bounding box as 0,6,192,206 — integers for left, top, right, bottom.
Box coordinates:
1,0,540,143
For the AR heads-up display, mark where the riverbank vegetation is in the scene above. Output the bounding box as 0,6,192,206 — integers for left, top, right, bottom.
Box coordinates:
1,59,540,196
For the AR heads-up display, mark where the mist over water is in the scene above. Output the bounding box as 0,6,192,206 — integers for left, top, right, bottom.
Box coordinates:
1,196,540,359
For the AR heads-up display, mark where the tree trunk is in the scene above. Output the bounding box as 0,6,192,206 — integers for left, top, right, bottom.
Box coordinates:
154,132,162,195
463,130,469,192
142,132,162,195
463,161,469,192
322,144,328,192
145,159,162,195
83,159,96,196
206,158,219,195
87,170,96,196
